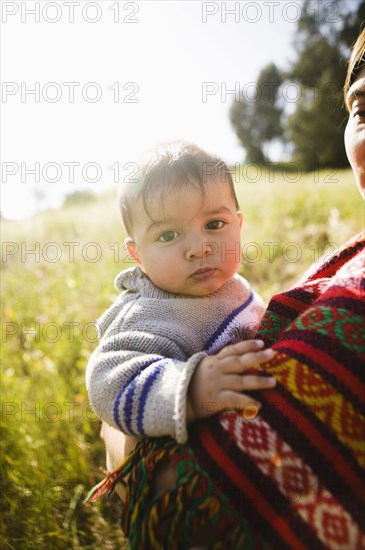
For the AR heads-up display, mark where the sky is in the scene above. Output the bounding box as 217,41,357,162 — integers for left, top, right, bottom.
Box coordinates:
1,0,303,219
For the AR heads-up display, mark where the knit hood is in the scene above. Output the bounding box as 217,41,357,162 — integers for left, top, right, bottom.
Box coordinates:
114,266,149,292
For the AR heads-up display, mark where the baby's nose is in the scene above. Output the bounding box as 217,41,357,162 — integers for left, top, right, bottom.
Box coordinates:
185,240,215,260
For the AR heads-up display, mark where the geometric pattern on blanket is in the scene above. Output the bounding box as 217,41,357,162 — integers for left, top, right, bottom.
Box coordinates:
221,412,365,549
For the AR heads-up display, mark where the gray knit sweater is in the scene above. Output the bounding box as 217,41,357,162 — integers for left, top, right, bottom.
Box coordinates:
86,266,265,444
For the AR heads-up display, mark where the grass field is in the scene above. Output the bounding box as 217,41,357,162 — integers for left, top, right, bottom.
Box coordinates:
1,167,364,549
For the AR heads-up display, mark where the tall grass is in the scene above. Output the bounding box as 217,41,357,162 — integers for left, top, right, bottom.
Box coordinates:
1,168,363,548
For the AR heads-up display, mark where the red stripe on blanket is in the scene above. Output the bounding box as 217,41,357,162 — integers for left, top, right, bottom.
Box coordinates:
200,422,308,550
322,285,365,302
273,293,314,313
315,239,365,279
264,392,365,501
275,339,365,401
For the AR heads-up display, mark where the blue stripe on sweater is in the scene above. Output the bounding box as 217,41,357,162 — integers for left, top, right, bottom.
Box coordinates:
136,361,165,435
204,290,254,351
113,357,162,432
120,382,137,433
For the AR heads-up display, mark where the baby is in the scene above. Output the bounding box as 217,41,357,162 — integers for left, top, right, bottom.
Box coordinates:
86,142,276,476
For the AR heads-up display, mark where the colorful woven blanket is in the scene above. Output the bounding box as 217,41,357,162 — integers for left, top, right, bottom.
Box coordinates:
89,233,365,549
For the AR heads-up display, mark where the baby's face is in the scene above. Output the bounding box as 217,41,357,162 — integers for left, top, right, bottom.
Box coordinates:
127,177,242,296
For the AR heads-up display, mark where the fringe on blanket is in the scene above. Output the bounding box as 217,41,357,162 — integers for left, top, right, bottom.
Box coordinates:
85,436,268,550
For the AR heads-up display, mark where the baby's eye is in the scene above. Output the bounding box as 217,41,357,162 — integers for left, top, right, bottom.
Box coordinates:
158,230,179,242
206,219,225,230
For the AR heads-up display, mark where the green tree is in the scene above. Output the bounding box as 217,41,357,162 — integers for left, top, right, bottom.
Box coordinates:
229,63,283,163
229,0,365,169
339,1,365,48
287,66,348,169
287,39,348,169
285,0,361,169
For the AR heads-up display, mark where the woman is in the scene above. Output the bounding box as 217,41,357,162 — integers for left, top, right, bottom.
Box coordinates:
101,28,365,549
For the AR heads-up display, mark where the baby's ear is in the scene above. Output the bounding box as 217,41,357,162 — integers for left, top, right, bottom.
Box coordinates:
237,211,243,227
124,237,141,264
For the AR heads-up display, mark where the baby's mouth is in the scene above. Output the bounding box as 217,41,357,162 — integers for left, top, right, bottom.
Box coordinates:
190,267,216,280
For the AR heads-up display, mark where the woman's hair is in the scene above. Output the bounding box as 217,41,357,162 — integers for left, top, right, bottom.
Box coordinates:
119,142,239,236
344,26,365,105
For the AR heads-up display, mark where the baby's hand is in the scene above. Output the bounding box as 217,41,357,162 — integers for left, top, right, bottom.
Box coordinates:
187,340,276,422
